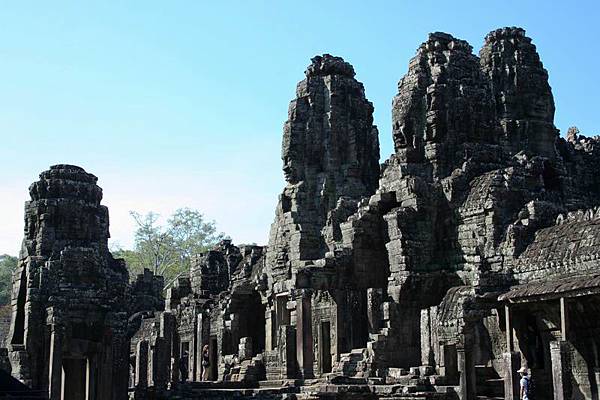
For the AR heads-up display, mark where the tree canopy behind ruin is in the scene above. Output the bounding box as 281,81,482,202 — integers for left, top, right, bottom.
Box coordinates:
112,207,225,286
0,255,17,306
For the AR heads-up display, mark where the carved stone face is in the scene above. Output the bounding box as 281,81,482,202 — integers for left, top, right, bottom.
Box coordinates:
282,154,301,183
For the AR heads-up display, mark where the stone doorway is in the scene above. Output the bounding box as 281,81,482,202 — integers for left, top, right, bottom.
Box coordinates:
61,358,87,400
180,341,191,381
208,336,218,380
320,321,332,374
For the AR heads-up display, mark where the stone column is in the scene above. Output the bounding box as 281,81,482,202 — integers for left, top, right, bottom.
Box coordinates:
97,341,113,400
195,313,204,381
458,342,477,400
550,340,570,400
457,347,467,400
294,289,314,379
439,344,458,384
135,340,148,389
151,337,168,388
421,308,434,366
160,312,175,384
169,324,180,386
85,356,96,400
505,304,514,352
265,306,275,351
238,337,253,361
48,325,62,400
279,325,297,379
230,313,240,354
560,298,569,341
190,329,197,381
503,351,521,400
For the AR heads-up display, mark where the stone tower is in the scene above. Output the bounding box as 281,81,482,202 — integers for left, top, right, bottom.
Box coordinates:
391,32,498,181
266,54,380,280
480,27,558,158
8,165,129,400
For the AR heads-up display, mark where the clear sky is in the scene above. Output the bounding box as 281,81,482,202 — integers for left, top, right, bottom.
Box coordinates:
1,1,598,255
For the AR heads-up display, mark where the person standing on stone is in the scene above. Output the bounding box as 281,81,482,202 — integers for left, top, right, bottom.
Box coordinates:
179,351,189,383
519,367,533,400
201,345,210,381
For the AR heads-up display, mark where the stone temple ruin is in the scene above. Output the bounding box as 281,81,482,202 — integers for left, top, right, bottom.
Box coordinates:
1,27,600,400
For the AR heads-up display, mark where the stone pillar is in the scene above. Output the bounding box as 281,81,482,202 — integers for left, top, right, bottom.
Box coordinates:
265,306,275,351
195,313,204,381
560,298,569,341
457,347,467,400
278,325,297,379
190,330,197,381
238,337,253,361
160,312,175,383
550,340,570,400
439,344,458,384
135,340,148,389
421,308,433,366
85,356,96,400
48,325,62,400
151,337,168,388
230,313,240,353
458,344,476,400
503,351,521,400
170,332,180,385
505,304,514,352
295,289,314,379
96,345,112,400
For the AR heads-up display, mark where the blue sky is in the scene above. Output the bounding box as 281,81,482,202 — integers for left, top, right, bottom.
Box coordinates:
1,1,598,255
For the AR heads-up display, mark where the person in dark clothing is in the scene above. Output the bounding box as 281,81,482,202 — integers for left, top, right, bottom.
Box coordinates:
179,351,189,383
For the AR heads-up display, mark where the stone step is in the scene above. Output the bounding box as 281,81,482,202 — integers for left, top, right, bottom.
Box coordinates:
258,379,301,388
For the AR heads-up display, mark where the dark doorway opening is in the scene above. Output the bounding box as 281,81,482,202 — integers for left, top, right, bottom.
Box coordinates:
349,290,369,349
209,336,218,381
180,341,190,381
320,321,332,374
244,293,266,355
62,358,87,400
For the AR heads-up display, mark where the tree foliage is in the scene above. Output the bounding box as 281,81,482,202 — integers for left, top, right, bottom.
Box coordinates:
0,254,17,306
113,208,225,286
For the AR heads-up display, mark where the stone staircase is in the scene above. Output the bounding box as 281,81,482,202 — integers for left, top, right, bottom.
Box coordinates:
474,365,504,400
332,348,372,377
227,354,266,382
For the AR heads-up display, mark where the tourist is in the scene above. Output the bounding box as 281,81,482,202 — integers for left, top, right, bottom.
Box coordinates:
518,367,533,400
202,345,210,381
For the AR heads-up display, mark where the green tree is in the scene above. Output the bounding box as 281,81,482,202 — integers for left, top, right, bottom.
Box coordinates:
0,255,17,306
117,209,225,286
130,211,178,277
168,208,224,268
